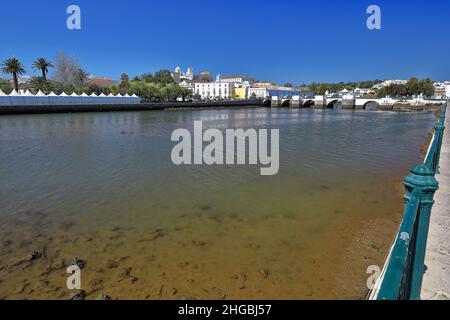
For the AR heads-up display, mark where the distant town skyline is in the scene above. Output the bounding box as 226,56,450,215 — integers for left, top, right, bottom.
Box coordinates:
1,0,450,84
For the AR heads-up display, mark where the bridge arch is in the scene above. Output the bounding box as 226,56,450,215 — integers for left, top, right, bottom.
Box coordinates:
262,98,271,107
363,101,380,111
327,100,342,109
281,99,291,108
302,99,315,108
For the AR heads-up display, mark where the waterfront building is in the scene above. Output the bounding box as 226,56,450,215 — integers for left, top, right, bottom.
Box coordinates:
234,87,248,100
219,76,255,85
247,87,313,99
193,82,235,100
248,87,269,98
434,83,445,99
216,75,254,89
434,82,448,99
446,82,450,99
179,79,195,91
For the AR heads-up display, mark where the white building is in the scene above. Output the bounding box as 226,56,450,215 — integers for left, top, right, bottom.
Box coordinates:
171,66,194,83
216,75,255,88
248,87,269,98
179,80,194,90
353,88,376,97
372,80,408,90
446,82,450,99
434,82,445,99
194,82,235,100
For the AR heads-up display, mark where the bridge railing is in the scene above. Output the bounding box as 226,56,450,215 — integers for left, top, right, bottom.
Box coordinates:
371,102,447,300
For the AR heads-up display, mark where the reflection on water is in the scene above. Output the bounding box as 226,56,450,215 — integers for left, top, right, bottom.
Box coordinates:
0,108,436,299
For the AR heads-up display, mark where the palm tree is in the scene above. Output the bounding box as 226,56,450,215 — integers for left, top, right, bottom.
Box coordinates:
32,58,54,80
27,76,53,94
1,57,26,91
76,68,89,86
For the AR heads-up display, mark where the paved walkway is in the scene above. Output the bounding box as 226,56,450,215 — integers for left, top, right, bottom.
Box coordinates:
422,109,450,300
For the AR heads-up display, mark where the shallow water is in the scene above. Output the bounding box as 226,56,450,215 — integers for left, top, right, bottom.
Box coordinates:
0,108,436,299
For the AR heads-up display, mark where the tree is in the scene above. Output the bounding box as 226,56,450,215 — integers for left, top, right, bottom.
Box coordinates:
419,78,434,97
180,87,192,101
0,78,12,93
32,58,54,80
405,77,419,96
52,52,84,89
88,84,104,95
76,68,89,86
119,73,131,92
153,69,175,85
141,73,154,83
27,76,54,94
284,83,293,88
1,57,26,91
120,73,129,82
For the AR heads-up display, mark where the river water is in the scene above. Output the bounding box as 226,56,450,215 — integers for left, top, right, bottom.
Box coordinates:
0,108,436,299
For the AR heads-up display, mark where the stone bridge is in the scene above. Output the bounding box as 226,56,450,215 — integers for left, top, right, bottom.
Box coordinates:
264,96,445,110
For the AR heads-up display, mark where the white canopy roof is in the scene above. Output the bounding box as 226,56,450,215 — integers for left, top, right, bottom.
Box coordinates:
9,89,20,96
80,92,89,97
99,93,107,97
47,91,58,97
0,89,7,96
131,94,138,98
23,90,34,96
107,93,115,97
35,90,46,96
124,93,131,97
70,92,79,97
90,93,98,97
59,92,68,97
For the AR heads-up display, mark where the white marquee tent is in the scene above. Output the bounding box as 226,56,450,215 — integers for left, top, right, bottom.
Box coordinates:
0,90,141,106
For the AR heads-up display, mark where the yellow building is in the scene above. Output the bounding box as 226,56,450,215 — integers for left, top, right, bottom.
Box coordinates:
234,87,248,100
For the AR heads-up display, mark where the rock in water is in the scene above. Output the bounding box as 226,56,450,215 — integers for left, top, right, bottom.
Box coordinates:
97,293,111,300
72,257,86,269
27,250,43,262
70,290,86,300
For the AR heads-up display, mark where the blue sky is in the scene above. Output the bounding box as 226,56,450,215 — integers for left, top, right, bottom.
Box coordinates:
1,0,449,84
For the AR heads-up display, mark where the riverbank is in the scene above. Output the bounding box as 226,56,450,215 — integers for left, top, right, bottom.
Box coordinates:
0,109,436,300
0,99,262,115
392,103,444,112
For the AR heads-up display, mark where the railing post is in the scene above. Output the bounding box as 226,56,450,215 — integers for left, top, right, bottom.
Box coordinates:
434,120,445,173
403,165,439,299
434,108,446,174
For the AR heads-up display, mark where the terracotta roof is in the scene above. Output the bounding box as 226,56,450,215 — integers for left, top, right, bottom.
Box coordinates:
88,77,117,87
222,76,255,79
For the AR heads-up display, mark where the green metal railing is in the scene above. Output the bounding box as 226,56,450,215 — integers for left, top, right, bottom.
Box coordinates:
375,102,447,300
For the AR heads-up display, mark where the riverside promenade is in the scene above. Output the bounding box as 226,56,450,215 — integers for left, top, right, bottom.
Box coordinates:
422,107,450,300
0,99,262,115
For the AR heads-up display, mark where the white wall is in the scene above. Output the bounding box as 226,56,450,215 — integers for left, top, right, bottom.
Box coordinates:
194,82,234,99
248,88,268,99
